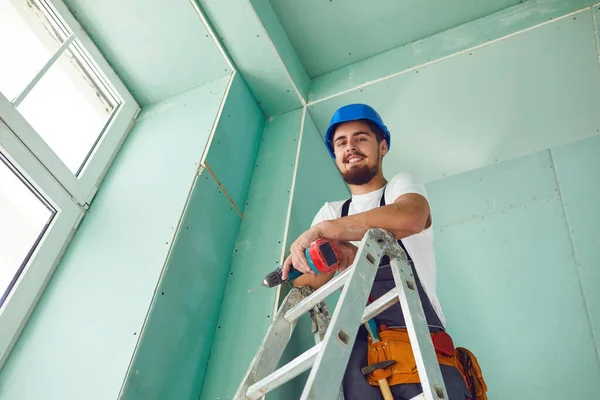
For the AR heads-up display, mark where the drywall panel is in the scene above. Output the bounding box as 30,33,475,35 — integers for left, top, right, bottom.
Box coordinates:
64,0,230,106
433,196,600,399
270,112,351,399
427,150,559,228
249,0,310,99
199,109,303,400
120,169,241,400
309,0,600,101
270,0,519,78
288,113,350,239
0,77,229,400
204,73,265,213
198,0,304,115
595,4,600,56
551,134,600,353
309,11,600,183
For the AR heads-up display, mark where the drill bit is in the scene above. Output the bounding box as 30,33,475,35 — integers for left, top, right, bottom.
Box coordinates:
248,283,264,293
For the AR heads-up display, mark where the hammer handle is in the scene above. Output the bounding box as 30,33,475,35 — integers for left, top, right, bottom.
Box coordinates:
377,378,393,400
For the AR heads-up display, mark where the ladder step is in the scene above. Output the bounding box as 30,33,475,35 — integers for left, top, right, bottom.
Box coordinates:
284,270,351,323
245,342,323,400
361,287,399,323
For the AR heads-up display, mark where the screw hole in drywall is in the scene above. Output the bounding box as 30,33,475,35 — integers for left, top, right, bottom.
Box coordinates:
134,333,137,336
218,326,221,329
230,272,233,275
161,292,165,296
267,315,270,318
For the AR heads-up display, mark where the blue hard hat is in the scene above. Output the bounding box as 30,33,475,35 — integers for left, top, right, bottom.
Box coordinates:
324,103,391,158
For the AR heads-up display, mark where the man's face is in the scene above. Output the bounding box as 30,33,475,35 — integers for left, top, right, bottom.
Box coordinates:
331,120,388,185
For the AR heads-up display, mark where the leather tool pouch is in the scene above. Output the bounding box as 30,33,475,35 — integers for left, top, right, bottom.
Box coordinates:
366,328,457,387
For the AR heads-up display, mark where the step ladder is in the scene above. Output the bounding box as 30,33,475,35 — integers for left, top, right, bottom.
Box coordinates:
234,228,448,400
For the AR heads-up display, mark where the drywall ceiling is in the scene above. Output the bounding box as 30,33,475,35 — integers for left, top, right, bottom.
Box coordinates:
308,11,600,183
269,0,521,77
63,0,230,106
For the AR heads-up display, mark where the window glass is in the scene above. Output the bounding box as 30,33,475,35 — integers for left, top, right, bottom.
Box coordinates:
17,42,118,174
0,0,64,100
0,154,54,308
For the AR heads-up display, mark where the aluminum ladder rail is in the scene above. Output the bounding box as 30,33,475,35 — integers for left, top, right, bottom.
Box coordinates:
233,228,449,400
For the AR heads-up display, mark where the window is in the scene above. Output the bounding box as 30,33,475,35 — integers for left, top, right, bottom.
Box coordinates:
0,0,138,368
0,155,54,308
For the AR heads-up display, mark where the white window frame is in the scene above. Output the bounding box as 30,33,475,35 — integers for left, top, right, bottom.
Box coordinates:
0,121,82,368
0,0,139,369
0,0,140,207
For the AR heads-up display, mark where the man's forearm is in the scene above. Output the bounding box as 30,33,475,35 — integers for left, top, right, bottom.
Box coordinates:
315,195,430,242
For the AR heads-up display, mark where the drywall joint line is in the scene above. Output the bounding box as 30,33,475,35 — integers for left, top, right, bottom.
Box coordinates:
205,162,243,218
307,7,590,106
116,165,211,399
548,149,600,366
190,0,235,72
592,4,600,63
247,0,306,107
274,105,307,313
200,71,236,168
435,194,561,230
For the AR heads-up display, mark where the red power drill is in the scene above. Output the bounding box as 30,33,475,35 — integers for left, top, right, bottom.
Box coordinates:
251,239,342,290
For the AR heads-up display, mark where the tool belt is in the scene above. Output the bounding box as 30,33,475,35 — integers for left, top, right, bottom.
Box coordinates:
366,328,487,399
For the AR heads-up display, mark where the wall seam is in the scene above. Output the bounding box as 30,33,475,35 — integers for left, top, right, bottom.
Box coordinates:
204,162,243,217
246,0,307,107
592,4,600,63
200,72,236,168
274,106,306,313
434,194,562,230
190,0,235,72
548,149,600,366
307,7,589,105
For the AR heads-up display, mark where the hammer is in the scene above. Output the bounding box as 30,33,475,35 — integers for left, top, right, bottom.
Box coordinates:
361,360,396,400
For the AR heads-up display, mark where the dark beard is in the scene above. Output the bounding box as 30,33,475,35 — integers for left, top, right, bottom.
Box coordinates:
341,163,379,185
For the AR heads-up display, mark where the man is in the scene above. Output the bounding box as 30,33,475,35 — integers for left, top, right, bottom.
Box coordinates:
282,104,471,399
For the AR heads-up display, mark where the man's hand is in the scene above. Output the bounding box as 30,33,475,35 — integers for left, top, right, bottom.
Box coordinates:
282,225,323,280
337,241,358,272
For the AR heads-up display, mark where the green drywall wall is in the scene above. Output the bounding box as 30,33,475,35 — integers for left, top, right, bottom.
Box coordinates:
198,0,304,116
63,0,230,106
204,73,265,213
120,169,241,400
249,0,310,99
426,142,600,399
270,112,351,399
308,10,600,183
551,134,600,357
309,0,600,101
595,4,600,53
199,109,303,400
270,0,518,78
0,77,229,400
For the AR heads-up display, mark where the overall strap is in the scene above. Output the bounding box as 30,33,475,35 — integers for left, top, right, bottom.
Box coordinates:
341,198,352,218
379,188,413,263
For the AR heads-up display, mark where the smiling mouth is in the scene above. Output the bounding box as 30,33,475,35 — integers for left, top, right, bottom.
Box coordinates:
346,156,364,164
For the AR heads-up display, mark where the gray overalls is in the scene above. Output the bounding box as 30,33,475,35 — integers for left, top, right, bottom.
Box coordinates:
340,189,471,400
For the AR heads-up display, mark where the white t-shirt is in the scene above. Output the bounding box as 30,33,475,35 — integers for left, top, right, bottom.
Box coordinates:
310,172,446,327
